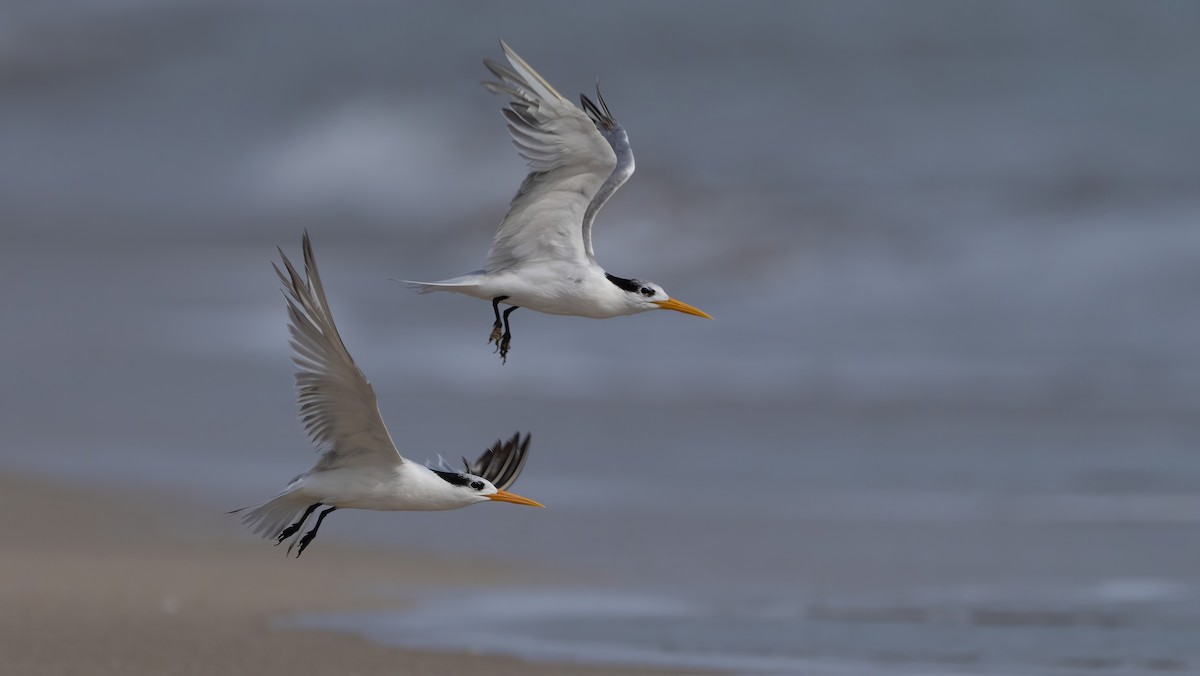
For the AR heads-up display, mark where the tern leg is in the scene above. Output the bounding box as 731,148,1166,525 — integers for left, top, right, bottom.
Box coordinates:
498,306,519,364
294,506,338,558
488,296,510,346
275,503,321,546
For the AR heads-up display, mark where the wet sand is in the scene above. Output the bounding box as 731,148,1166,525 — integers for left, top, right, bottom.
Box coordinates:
0,472,711,676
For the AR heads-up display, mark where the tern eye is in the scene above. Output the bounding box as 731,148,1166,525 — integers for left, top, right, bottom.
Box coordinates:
639,287,654,297
470,480,484,490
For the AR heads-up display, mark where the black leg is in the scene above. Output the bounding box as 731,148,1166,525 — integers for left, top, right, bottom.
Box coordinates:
294,506,338,558
489,296,510,346
499,306,519,364
275,503,320,545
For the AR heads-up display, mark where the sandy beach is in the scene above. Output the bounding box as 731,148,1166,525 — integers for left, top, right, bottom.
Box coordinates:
0,472,711,676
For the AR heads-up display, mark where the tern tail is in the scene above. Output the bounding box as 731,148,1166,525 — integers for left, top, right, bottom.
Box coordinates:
229,488,312,540
402,273,485,295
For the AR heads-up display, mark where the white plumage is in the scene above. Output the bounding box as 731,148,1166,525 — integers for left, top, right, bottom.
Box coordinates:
410,41,711,363
233,232,542,557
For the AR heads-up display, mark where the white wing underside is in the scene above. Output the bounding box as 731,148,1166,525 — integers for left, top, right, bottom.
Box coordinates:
483,41,619,272
275,235,405,471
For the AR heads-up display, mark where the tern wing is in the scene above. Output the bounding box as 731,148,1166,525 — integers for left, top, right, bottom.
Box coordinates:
482,41,626,270
275,233,405,471
464,432,531,492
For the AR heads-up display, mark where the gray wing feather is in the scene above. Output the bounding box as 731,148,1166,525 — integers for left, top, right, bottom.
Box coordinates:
275,233,405,470
482,41,621,271
579,86,635,261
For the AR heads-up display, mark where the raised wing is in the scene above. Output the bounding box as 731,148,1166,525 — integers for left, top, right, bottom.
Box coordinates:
463,432,531,492
275,233,405,471
482,41,632,270
578,85,635,261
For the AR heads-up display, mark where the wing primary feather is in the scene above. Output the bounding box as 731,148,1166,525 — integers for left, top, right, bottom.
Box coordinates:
482,58,511,79
483,60,527,90
580,90,616,131
580,94,601,120
491,433,518,483
274,232,405,469
500,433,531,489
481,43,624,271
501,107,535,128
596,83,614,120
506,104,539,126
467,431,531,491
482,81,529,102
498,39,565,102
498,432,529,490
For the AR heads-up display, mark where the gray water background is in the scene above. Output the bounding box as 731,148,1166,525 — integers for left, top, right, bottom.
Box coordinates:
3,2,1199,673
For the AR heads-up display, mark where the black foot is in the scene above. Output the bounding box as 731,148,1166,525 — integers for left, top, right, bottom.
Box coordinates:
498,332,512,364
294,530,317,557
488,296,509,349
496,305,518,365
289,506,336,558
275,523,301,545
275,503,320,546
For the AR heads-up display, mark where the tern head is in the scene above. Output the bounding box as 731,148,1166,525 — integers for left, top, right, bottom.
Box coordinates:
604,273,712,319
430,468,543,508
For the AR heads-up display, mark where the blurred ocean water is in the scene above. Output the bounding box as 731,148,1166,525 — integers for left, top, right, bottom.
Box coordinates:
2,1,1199,672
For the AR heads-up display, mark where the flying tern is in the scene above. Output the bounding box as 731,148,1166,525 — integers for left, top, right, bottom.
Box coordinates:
409,41,712,363
234,233,542,557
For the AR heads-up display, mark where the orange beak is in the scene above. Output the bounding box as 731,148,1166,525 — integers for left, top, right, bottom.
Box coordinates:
486,490,545,508
653,297,713,319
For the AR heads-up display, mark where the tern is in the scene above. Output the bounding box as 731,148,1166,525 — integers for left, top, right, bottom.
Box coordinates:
233,233,543,557
409,41,712,363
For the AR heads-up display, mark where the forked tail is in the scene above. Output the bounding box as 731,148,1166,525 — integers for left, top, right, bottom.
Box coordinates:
228,489,311,540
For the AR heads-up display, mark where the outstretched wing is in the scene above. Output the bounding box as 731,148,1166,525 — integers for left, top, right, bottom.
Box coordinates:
482,41,632,270
463,432,531,492
275,233,405,471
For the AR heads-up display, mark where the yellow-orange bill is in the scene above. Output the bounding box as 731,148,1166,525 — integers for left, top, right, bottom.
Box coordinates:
487,490,545,508
654,298,713,319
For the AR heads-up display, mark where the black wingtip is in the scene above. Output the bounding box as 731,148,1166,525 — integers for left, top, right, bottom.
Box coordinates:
595,82,613,119
465,431,532,491
580,91,616,132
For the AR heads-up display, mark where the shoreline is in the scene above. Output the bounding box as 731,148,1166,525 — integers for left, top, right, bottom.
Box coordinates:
0,471,712,676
